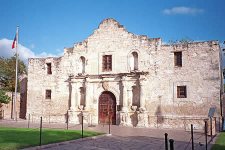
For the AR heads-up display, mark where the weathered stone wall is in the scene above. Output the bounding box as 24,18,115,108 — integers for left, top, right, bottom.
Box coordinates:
144,41,222,128
27,18,222,129
27,57,70,122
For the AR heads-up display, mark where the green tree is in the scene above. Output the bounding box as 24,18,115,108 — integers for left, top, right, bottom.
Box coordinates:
0,56,27,91
0,89,10,105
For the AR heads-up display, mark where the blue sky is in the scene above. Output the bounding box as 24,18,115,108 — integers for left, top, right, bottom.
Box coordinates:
0,0,225,62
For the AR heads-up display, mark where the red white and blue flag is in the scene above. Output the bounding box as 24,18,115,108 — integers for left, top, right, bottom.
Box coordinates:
12,34,17,49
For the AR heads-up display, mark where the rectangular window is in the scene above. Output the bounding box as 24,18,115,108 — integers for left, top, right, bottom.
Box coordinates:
45,90,51,99
46,63,52,74
174,52,182,67
177,86,187,98
102,55,112,71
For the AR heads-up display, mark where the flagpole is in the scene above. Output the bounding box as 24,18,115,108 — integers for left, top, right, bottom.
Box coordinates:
13,26,19,120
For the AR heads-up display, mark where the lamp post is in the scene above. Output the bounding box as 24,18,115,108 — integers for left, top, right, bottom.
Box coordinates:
81,111,84,138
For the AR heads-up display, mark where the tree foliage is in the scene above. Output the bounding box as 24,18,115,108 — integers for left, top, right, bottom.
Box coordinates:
0,56,27,91
0,89,10,104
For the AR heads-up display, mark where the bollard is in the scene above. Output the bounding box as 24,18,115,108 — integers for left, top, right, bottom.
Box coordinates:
40,117,42,146
108,114,111,134
3,110,4,119
191,124,194,150
67,112,69,130
28,114,30,128
165,133,168,150
169,139,174,150
204,120,208,150
81,114,84,138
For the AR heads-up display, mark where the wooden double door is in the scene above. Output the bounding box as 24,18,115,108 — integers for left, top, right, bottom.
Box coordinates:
98,91,116,125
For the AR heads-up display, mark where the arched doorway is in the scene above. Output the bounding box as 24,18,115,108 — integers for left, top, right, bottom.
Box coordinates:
98,91,116,125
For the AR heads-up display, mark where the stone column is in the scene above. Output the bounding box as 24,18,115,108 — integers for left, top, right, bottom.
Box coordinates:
68,82,79,124
120,79,134,126
76,85,81,110
139,80,146,111
122,81,128,112
85,82,90,110
70,83,76,110
137,77,148,127
127,86,133,107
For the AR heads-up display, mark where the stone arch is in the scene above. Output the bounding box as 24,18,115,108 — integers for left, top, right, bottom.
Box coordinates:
94,84,120,105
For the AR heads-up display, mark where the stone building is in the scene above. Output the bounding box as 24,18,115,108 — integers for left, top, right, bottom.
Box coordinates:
27,18,223,129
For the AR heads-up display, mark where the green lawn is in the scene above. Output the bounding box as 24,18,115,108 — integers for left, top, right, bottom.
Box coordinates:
0,127,102,150
211,132,225,150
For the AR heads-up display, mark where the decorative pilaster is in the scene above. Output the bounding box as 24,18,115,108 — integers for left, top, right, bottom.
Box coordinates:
122,80,128,112
68,82,79,124
137,76,148,127
68,77,86,124
120,77,135,126
76,85,81,109
127,86,133,107
70,83,76,110
139,77,147,112
85,82,91,110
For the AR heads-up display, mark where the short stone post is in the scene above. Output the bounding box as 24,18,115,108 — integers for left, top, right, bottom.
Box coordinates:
81,112,84,138
191,124,194,150
66,112,69,130
169,139,174,150
108,113,111,134
39,117,43,146
165,133,168,150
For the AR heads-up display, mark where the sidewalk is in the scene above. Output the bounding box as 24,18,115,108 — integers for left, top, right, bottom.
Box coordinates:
0,119,215,150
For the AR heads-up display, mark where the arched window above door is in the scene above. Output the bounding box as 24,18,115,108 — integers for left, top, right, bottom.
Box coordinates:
78,56,85,74
130,52,138,71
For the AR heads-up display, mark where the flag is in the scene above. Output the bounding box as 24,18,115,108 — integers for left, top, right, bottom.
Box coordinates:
12,34,17,49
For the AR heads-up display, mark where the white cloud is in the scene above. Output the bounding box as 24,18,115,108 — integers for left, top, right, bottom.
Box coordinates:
0,38,63,64
30,43,35,49
163,6,204,15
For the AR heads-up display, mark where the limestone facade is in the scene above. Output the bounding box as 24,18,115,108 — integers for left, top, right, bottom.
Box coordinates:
27,18,223,129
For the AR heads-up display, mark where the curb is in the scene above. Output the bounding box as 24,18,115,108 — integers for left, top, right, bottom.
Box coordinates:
21,134,108,150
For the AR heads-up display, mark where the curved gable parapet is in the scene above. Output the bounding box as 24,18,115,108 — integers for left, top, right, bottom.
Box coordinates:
98,18,125,30
64,18,162,56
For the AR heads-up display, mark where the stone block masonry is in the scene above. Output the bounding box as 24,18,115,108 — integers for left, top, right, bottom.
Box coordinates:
27,18,223,129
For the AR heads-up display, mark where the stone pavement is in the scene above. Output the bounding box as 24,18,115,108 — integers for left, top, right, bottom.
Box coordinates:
0,119,215,150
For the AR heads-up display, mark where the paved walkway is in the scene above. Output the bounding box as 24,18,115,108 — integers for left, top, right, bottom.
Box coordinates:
0,119,215,150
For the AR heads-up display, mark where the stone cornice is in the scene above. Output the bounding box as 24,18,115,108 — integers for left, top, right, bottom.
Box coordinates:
72,71,149,79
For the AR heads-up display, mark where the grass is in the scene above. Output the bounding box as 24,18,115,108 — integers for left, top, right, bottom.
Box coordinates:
0,127,103,150
211,132,225,150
